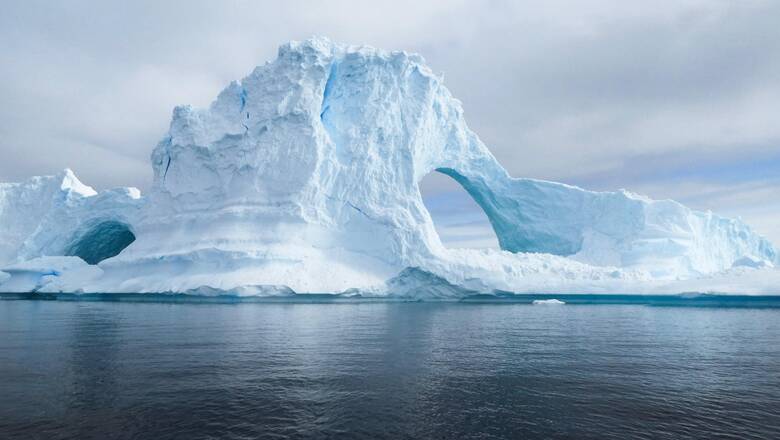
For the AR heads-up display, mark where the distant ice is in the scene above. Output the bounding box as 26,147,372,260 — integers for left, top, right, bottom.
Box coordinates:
532,299,566,305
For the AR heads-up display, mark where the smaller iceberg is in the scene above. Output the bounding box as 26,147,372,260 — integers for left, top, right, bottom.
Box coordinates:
532,299,566,305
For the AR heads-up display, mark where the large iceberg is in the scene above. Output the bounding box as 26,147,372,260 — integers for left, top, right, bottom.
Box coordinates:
1,38,777,297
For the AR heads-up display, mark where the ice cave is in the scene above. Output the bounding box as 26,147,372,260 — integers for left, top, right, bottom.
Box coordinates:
65,220,136,265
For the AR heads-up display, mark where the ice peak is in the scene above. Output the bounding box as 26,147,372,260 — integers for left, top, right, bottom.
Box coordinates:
59,168,97,197
279,36,338,57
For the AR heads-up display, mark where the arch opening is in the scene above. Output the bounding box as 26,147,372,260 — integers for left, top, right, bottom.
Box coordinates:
65,220,136,265
419,170,499,249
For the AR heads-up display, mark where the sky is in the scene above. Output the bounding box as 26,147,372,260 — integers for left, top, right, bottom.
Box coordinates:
1,0,778,246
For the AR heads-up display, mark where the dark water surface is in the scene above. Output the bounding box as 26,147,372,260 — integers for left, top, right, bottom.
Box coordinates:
1,299,779,439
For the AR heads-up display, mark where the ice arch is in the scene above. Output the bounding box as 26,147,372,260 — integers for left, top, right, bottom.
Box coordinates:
419,170,498,249
65,220,136,265
433,167,586,256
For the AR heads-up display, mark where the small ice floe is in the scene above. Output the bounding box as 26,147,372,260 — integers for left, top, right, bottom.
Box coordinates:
532,299,566,305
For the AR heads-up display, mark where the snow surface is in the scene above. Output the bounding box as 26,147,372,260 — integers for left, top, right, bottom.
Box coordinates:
0,37,777,297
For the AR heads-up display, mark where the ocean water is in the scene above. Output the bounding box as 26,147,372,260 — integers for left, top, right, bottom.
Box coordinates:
1,297,779,439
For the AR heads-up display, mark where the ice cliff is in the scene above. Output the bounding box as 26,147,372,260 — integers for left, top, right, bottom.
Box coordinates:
0,38,776,296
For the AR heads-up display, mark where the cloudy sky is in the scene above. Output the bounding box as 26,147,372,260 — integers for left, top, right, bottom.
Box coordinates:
1,0,778,246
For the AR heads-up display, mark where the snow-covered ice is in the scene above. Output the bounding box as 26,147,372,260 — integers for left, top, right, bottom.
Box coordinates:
1,37,777,298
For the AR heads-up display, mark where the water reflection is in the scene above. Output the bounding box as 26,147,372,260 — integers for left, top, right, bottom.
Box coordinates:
0,301,778,439
67,304,123,412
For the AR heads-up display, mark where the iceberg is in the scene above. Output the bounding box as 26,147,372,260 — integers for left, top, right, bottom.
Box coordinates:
532,299,566,305
1,37,777,297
